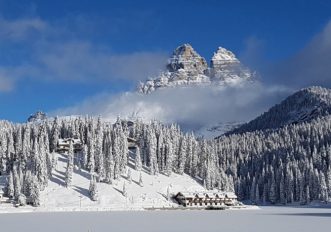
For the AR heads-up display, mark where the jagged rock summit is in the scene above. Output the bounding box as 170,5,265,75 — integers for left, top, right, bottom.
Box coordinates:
211,47,239,67
27,111,47,123
208,46,254,83
138,44,256,94
167,43,207,75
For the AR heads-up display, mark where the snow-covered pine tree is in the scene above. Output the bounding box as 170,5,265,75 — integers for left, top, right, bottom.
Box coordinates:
87,131,95,173
89,174,98,201
95,119,105,182
17,193,27,206
319,172,328,202
47,146,54,176
164,130,173,176
269,178,277,204
65,141,74,188
104,131,113,184
13,165,21,200
135,146,142,171
50,117,60,152
148,128,158,175
82,144,88,169
178,137,187,175
30,176,40,207
112,130,121,179
20,125,30,169
119,126,129,173
6,171,14,198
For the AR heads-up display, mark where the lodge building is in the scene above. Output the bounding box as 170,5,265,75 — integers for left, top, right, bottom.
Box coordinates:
56,138,83,153
174,191,238,207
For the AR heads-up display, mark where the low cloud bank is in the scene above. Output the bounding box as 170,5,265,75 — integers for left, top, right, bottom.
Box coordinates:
264,21,331,88
53,83,291,132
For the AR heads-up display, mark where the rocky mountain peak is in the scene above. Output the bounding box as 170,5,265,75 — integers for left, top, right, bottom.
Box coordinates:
211,47,239,68
138,44,256,94
167,44,207,74
209,47,253,83
27,111,47,123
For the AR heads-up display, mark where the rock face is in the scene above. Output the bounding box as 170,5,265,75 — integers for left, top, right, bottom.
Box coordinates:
209,47,254,84
211,47,239,69
138,44,255,94
167,44,207,75
27,111,47,123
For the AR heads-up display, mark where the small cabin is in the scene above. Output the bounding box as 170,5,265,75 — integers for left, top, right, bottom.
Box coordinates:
175,191,238,207
57,138,82,153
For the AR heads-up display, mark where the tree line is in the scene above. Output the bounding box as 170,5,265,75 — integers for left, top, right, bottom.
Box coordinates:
1,114,331,206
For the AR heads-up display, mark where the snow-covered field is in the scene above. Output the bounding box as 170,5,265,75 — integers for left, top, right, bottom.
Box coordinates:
0,206,330,232
0,152,206,213
2,153,329,232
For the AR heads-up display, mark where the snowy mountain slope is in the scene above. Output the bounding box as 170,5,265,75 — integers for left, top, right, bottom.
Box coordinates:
38,152,204,211
0,152,204,213
138,44,256,94
195,121,244,139
227,86,331,135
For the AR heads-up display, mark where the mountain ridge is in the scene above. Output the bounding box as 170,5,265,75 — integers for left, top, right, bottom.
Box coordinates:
138,44,256,94
226,86,331,135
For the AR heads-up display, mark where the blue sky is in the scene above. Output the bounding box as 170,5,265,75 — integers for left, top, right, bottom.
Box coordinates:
0,0,331,122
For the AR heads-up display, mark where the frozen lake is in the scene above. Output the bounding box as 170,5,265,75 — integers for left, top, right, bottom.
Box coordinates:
0,206,330,232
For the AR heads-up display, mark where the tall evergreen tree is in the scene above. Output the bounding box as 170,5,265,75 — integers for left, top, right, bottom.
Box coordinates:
89,174,98,201
135,146,142,171
65,141,74,187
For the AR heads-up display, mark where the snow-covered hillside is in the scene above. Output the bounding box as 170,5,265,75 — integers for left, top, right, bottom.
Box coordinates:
138,44,256,94
195,121,244,138
2,88,331,211
39,152,204,211
228,86,331,135
0,152,204,213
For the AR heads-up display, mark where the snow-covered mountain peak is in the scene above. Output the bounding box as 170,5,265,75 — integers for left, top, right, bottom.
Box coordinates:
211,47,239,65
138,44,256,94
167,43,207,75
27,111,47,123
208,46,253,84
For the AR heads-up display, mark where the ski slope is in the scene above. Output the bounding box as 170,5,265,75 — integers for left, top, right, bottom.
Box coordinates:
1,152,205,213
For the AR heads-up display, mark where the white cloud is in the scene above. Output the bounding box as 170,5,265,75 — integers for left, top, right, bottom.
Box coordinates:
52,83,291,132
265,20,331,88
239,36,266,71
107,52,167,82
0,40,167,88
0,17,47,40
0,15,168,89
0,75,13,92
35,42,167,82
